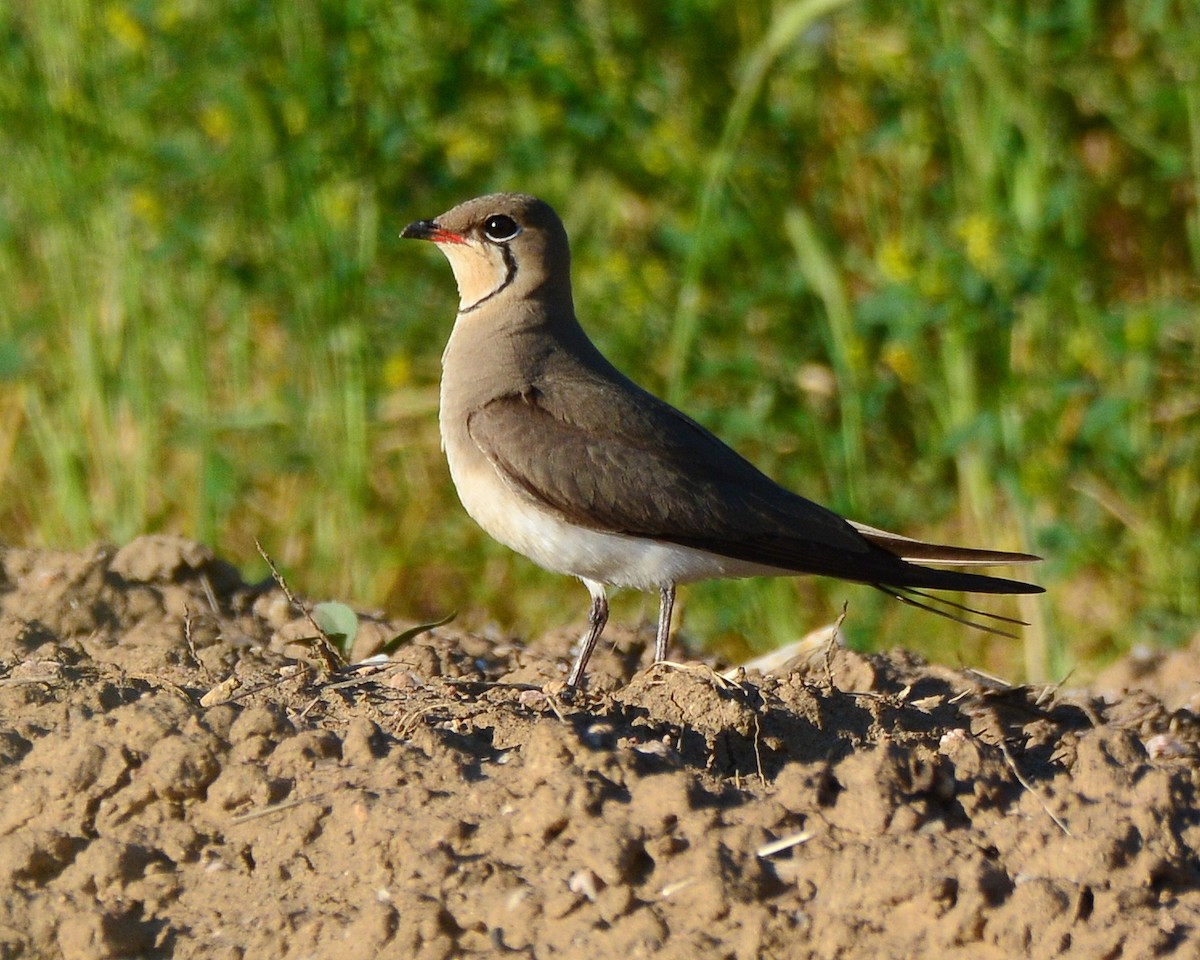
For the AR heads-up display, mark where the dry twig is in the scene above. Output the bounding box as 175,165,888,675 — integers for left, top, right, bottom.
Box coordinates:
255,538,343,675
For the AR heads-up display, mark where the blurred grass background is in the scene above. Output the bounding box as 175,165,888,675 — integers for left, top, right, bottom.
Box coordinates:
1,0,1197,680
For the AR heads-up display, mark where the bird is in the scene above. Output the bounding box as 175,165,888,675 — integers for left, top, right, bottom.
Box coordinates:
401,193,1043,689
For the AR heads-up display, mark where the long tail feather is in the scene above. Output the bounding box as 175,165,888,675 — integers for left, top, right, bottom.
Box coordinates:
873,584,1028,638
851,521,1041,566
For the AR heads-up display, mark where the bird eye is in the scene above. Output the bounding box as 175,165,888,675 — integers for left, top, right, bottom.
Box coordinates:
482,214,521,242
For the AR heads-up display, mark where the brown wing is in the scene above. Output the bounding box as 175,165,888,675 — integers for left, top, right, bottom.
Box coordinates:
464,380,1043,599
465,388,871,562
463,387,1037,594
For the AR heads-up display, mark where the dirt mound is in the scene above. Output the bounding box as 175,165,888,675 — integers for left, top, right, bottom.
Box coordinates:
1,536,1197,959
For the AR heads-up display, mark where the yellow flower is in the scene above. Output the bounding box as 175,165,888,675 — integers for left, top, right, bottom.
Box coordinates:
382,354,412,388
283,98,308,136
104,5,147,53
129,188,163,228
956,214,999,274
877,234,914,283
441,121,493,176
199,104,234,147
154,0,183,31
882,342,918,384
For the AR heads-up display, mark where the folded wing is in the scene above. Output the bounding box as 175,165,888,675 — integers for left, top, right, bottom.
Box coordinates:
466,387,1042,598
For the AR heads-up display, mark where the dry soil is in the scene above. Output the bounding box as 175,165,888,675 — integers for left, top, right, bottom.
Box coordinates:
1,536,1197,959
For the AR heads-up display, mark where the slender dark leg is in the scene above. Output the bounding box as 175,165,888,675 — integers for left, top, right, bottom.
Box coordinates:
654,584,676,663
567,590,608,689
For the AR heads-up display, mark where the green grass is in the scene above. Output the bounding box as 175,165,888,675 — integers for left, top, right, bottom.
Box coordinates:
1,0,1197,681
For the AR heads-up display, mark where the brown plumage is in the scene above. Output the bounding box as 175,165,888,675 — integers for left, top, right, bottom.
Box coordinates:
402,193,1043,688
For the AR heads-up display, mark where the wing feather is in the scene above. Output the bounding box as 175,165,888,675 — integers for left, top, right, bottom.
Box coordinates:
466,388,1043,596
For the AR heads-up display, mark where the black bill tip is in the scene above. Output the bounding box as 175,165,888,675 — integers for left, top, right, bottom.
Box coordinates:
400,219,439,240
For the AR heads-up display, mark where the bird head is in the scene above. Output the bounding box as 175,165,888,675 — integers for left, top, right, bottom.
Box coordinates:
401,193,572,315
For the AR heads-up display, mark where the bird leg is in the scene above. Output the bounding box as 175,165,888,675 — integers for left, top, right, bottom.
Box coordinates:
654,584,676,663
567,588,609,689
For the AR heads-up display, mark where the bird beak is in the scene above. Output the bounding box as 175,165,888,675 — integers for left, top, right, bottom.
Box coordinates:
400,219,468,244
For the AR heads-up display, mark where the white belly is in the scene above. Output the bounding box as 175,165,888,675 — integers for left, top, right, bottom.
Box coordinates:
444,444,786,591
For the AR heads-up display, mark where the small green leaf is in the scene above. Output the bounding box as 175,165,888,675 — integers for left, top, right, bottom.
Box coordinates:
381,611,456,654
312,601,360,647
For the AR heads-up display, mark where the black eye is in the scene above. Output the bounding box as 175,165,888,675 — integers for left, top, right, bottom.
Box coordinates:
483,214,521,242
